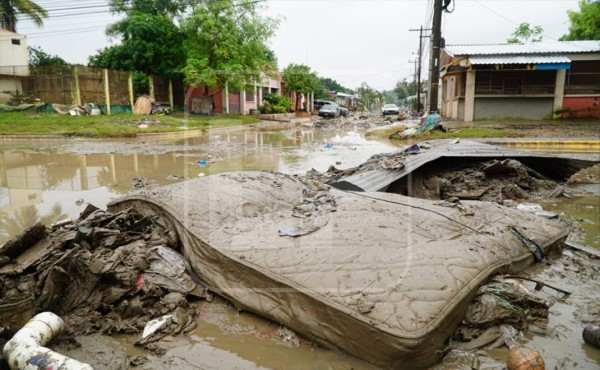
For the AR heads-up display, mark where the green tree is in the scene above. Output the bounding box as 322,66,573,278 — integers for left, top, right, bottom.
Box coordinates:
393,78,417,102
0,0,47,33
28,46,67,66
89,13,185,94
181,0,279,95
319,77,349,93
282,63,320,111
356,82,381,111
381,90,397,104
561,0,600,41
108,0,192,15
89,0,189,94
507,22,544,44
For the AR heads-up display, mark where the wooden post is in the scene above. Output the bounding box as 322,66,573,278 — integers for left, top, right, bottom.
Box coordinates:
128,72,134,111
103,68,111,115
168,79,174,110
72,66,81,106
149,75,155,99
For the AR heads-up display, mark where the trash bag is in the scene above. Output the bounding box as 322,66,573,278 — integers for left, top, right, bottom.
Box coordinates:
416,113,444,134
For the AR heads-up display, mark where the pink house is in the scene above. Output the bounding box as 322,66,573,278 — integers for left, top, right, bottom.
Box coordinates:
186,73,283,115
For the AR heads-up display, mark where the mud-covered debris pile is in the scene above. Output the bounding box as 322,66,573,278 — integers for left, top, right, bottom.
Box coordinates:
429,159,563,202
421,158,559,201
449,275,559,352
304,144,424,184
0,204,209,354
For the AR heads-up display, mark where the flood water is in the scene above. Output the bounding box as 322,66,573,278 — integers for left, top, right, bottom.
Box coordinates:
1,122,598,369
0,122,396,246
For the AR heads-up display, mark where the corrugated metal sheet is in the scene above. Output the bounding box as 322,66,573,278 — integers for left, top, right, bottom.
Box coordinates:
330,140,597,193
446,41,600,56
469,55,571,65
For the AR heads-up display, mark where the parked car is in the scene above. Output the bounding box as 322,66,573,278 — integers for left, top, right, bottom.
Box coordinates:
318,104,340,118
314,99,338,111
314,100,330,112
339,106,349,116
382,104,400,116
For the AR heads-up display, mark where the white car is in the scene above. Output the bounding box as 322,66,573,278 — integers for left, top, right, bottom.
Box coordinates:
382,104,400,116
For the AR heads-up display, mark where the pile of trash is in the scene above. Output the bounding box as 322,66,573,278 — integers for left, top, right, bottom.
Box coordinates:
439,271,575,369
0,204,209,357
133,96,172,115
52,103,102,116
304,142,429,184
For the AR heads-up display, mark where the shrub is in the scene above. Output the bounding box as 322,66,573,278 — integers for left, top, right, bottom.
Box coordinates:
259,93,292,114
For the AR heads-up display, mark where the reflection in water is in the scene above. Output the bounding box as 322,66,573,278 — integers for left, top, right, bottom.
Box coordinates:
0,203,67,241
0,125,396,245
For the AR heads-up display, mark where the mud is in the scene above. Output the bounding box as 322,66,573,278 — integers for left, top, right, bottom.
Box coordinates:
396,158,564,202
0,119,599,369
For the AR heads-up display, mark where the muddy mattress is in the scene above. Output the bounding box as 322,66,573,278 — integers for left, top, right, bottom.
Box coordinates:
108,172,568,369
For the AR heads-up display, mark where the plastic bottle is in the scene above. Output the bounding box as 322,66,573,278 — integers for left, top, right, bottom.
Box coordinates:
583,324,600,349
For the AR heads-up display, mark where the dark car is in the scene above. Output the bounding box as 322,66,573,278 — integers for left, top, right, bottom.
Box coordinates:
382,104,400,116
318,104,340,118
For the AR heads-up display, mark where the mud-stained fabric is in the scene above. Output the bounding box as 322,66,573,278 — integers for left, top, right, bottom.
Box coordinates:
108,172,568,369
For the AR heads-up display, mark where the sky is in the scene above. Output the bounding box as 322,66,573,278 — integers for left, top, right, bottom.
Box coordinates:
12,0,581,91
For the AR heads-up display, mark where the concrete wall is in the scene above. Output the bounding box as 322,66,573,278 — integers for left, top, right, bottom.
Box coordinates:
474,97,554,120
0,79,22,104
0,30,28,73
562,96,600,118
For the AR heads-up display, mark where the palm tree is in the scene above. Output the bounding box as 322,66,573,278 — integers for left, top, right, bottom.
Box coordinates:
0,0,48,33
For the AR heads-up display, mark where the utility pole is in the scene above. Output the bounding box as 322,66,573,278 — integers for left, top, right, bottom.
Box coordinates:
428,0,444,113
409,26,431,114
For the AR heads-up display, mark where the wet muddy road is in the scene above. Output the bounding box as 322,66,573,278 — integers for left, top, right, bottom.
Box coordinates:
1,120,599,369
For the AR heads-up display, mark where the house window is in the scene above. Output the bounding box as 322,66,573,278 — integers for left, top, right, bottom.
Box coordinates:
246,91,255,102
11,38,21,45
503,78,522,94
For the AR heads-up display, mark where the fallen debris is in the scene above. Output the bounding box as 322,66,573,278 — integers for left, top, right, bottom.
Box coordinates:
0,204,208,359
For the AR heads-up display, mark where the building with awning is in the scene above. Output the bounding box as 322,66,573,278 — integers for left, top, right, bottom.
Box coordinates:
440,41,600,121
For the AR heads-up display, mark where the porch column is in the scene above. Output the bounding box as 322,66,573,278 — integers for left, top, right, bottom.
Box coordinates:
464,70,476,122
240,89,247,115
553,69,566,119
223,83,229,114
254,82,258,108
257,82,263,106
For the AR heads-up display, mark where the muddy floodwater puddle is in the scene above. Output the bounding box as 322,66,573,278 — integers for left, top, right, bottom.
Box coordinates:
1,122,599,369
0,122,396,245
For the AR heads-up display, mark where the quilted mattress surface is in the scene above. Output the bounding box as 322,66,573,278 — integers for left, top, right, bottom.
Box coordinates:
108,172,568,368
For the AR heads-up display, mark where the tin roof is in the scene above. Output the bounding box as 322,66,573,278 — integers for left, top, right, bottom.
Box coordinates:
469,55,572,65
445,41,600,56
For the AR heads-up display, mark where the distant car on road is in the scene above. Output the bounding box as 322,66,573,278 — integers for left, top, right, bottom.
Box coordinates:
318,104,340,118
382,104,400,116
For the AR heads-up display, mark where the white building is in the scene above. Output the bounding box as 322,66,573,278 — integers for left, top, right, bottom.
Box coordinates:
0,29,29,104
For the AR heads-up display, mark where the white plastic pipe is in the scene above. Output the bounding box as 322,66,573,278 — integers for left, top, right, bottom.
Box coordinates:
2,312,93,370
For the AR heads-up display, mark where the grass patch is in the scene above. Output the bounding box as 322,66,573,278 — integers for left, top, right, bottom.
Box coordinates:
0,112,260,138
367,126,525,140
